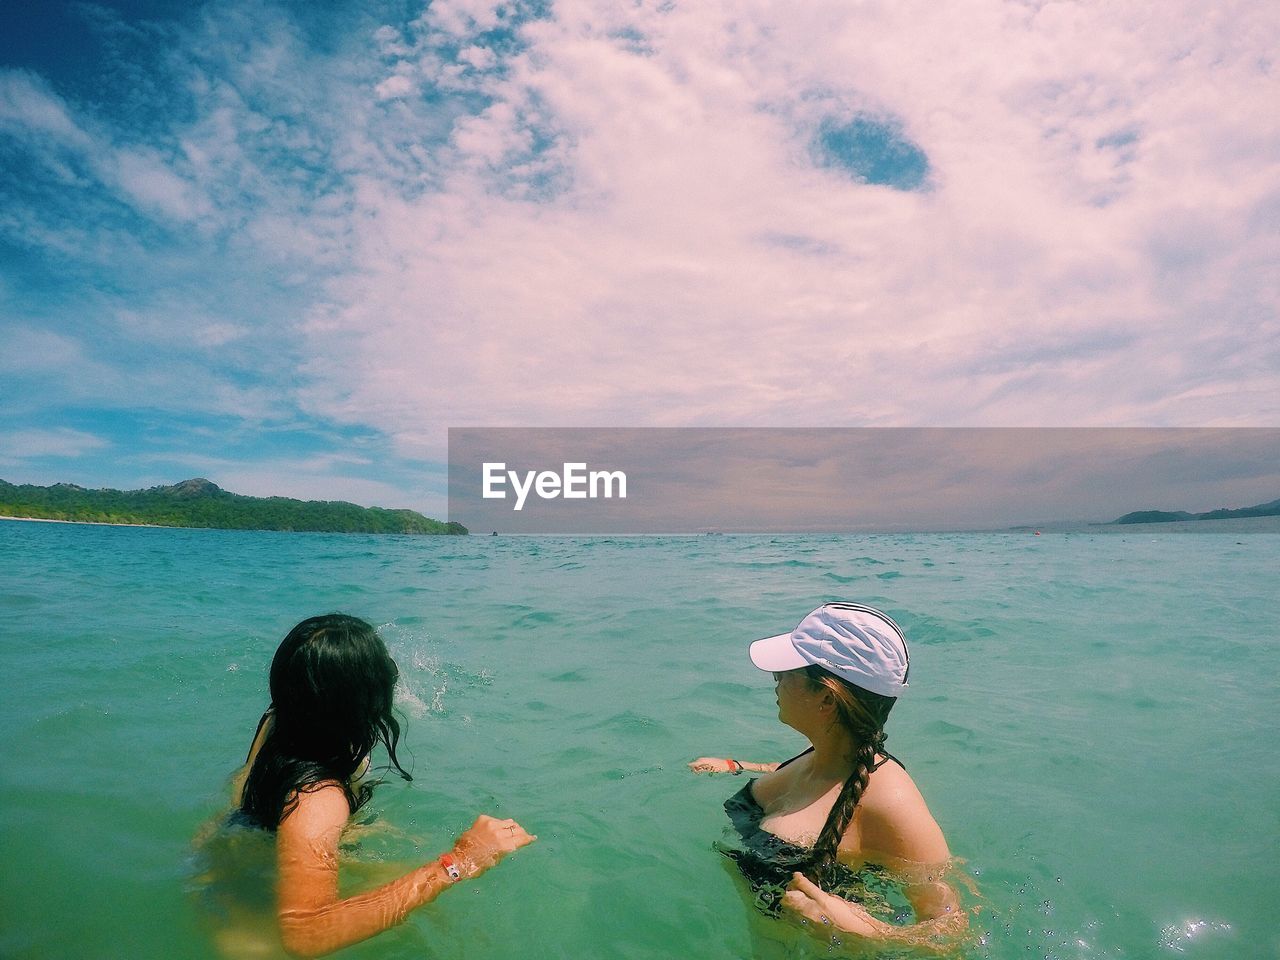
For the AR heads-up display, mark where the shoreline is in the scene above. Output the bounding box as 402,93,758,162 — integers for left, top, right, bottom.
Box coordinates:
0,515,166,528
0,516,463,536
4,514,1277,536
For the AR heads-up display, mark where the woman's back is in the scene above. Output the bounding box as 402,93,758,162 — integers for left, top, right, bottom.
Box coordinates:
200,613,535,958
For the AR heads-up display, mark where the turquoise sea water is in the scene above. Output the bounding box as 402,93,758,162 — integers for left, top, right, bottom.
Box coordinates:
1,520,1277,959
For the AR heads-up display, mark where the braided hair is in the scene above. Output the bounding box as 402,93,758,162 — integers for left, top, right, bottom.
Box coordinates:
803,664,897,886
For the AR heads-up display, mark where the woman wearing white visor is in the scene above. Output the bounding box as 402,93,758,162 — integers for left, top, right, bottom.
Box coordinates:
690,602,966,946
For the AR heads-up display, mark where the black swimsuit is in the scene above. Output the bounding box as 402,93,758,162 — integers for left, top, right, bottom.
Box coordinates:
718,747,902,915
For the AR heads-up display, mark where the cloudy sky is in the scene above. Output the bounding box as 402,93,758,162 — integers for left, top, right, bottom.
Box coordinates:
1,0,1277,517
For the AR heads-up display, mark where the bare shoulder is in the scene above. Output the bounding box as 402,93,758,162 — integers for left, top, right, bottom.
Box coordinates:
275,783,351,920
277,782,351,841
857,761,950,864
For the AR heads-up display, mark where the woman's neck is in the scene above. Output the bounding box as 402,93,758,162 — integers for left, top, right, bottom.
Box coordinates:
803,722,859,782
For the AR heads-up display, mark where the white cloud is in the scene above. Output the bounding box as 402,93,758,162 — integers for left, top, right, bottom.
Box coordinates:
4,0,1277,486
108,146,214,222
292,0,1270,444
1,69,212,226
375,73,415,101
416,0,505,38
0,71,93,149
0,428,109,460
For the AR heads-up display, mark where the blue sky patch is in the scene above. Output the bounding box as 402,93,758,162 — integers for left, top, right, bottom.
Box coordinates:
1096,128,1139,150
813,115,930,191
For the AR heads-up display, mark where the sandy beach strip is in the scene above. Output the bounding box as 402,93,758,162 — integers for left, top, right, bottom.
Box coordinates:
0,515,165,528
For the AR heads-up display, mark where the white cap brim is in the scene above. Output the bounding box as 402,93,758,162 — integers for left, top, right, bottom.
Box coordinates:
749,632,808,673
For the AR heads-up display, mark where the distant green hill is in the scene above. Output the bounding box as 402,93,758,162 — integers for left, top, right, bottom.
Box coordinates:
0,478,467,535
1113,498,1280,525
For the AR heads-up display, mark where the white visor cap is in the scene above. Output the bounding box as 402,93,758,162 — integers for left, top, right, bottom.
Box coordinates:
748,602,910,698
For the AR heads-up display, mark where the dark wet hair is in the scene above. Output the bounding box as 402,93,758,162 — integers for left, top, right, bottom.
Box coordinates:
803,665,896,885
239,614,412,830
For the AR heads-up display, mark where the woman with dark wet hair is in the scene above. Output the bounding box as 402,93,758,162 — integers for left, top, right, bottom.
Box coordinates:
690,603,965,948
232,614,534,957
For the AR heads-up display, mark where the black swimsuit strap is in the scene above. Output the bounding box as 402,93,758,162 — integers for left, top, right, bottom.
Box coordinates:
778,745,906,773
754,745,905,804
775,746,814,770
873,750,905,771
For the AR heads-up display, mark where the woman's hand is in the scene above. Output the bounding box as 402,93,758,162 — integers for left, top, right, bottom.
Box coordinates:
781,872,888,938
274,793,538,958
688,757,738,773
450,815,536,878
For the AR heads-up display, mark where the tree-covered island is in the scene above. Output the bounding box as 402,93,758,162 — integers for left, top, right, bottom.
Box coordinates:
1112,497,1280,524
0,478,467,535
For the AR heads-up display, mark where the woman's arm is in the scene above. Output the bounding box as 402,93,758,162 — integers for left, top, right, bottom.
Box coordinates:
781,775,967,950
782,872,966,951
275,785,534,958
687,757,780,774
